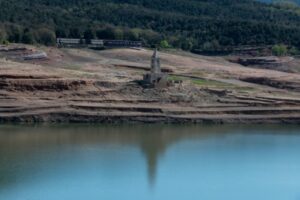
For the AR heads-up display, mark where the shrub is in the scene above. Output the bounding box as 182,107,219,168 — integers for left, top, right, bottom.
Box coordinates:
272,44,287,56
160,40,171,48
289,46,300,55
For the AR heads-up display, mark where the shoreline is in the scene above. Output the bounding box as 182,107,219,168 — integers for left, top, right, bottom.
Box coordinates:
1,112,300,124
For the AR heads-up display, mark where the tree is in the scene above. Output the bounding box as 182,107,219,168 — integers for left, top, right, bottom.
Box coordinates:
7,25,22,43
84,29,95,44
0,29,7,44
21,29,35,44
113,28,124,40
272,44,287,56
36,28,56,46
1,0,300,50
160,40,171,48
289,46,299,55
140,30,161,46
96,26,115,39
181,39,194,50
69,28,81,38
124,28,139,40
56,28,67,38
202,40,220,51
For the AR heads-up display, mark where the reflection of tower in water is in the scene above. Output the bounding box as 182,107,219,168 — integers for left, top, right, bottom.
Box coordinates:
0,124,233,189
137,125,197,187
140,134,168,187
137,125,226,187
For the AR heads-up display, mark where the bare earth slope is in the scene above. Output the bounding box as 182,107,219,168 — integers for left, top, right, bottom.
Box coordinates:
0,45,300,123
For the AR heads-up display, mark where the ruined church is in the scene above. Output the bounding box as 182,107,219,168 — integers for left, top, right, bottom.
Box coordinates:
143,49,168,87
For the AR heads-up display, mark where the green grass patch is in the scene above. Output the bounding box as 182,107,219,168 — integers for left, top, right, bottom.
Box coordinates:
191,78,233,88
168,75,184,81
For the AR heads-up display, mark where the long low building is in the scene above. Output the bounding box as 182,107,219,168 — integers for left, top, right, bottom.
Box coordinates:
103,40,142,47
56,38,142,48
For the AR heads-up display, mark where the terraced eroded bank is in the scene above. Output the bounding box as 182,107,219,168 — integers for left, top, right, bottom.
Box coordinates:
0,46,300,123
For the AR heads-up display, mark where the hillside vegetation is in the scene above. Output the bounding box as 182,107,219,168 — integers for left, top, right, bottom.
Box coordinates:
0,0,300,51
259,0,300,5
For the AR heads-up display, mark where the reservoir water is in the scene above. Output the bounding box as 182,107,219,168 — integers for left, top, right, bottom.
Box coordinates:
0,124,300,200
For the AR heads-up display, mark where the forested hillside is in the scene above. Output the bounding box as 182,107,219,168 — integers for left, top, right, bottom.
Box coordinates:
0,0,300,51
259,0,300,5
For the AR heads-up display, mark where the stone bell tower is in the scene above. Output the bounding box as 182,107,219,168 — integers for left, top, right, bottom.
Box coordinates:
143,49,168,87
151,49,161,74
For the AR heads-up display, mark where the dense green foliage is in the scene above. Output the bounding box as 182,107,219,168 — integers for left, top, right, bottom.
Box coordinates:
260,0,300,5
0,0,300,50
272,44,288,56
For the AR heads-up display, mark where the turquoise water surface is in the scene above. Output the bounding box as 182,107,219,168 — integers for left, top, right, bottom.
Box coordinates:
0,124,300,200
